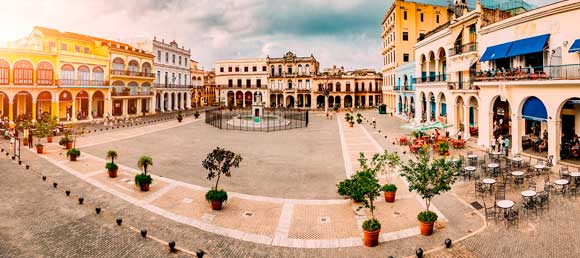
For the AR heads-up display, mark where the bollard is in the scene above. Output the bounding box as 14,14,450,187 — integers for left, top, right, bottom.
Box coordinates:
140,229,147,237
196,250,205,258
78,197,84,204
95,207,101,214
445,238,452,248
416,248,423,258
168,241,176,252
53,182,58,188
65,190,71,196
116,218,122,226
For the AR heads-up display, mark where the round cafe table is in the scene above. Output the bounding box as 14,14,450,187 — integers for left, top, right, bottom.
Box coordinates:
534,164,546,175
488,163,500,176
464,166,476,180
467,154,478,165
497,199,515,218
512,171,525,185
570,172,580,185
555,179,569,195
483,178,496,193
512,157,523,167
521,190,537,198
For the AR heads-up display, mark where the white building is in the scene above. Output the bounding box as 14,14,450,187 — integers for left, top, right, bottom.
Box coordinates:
215,59,269,107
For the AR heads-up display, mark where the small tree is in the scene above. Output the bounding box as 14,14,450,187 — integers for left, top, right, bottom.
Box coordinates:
399,148,457,225
135,155,153,190
202,147,243,190
137,156,153,175
107,150,118,164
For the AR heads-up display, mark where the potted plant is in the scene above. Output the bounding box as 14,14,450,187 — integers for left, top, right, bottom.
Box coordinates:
66,148,81,161
135,156,153,191
34,120,49,154
22,136,29,146
194,110,200,119
177,111,183,122
381,184,398,203
337,153,382,247
438,141,450,156
399,148,457,236
105,150,119,178
59,133,73,149
35,143,44,154
344,113,351,122
347,115,355,128
201,147,243,210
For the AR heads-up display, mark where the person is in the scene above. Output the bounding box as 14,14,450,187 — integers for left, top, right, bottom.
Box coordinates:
28,130,33,148
543,129,548,141
498,135,504,152
538,137,548,152
490,136,496,152
434,129,440,142
372,117,376,127
503,137,510,157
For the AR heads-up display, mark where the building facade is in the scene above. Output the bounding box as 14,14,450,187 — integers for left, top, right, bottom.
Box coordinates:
395,61,416,119
190,60,206,107
267,52,318,108
215,58,268,107
381,0,450,113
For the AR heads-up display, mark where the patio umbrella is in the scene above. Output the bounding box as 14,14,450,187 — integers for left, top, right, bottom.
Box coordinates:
426,121,453,130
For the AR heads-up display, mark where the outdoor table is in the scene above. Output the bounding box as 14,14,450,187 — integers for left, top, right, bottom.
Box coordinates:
534,164,546,175
512,157,523,167
488,163,500,176
521,190,537,198
491,152,502,160
483,178,496,192
512,171,525,185
464,166,476,180
496,200,515,218
570,172,580,185
555,179,569,195
467,154,478,165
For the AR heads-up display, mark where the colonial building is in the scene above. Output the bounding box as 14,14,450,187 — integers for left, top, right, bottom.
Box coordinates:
215,58,268,107
0,26,110,123
267,51,318,108
474,0,580,164
202,70,217,106
190,59,206,106
134,38,192,112
381,0,450,114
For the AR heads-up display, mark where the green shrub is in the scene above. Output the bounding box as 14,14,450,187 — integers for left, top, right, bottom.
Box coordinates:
337,179,365,202
362,218,381,231
417,210,438,223
205,189,228,203
356,118,363,124
105,162,118,171
66,148,81,157
134,173,152,187
381,184,397,192
59,134,72,146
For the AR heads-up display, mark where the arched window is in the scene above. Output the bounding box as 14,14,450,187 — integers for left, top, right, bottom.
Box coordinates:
298,64,303,75
128,60,139,73
305,64,311,75
77,65,90,85
112,80,124,94
112,58,124,71
270,65,275,76
142,62,151,74
141,82,151,93
36,61,54,85
278,65,282,75
14,60,33,85
0,59,8,85
127,81,138,95
60,64,75,85
288,79,292,89
336,82,341,92
92,67,104,85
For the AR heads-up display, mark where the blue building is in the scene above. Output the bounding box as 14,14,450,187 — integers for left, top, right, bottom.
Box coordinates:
394,61,416,120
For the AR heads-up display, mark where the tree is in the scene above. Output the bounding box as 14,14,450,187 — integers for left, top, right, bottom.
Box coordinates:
399,148,457,211
137,156,153,175
107,150,118,164
202,147,243,189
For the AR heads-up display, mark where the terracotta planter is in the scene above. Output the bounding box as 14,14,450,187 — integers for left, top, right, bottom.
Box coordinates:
23,139,29,146
419,221,435,236
210,200,223,210
384,190,396,203
349,123,354,128
36,146,44,154
363,229,381,247
69,154,77,161
108,168,118,178
139,184,150,192
47,136,53,143
66,142,73,150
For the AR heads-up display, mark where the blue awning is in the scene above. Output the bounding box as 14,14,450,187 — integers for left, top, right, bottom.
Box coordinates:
505,34,550,58
480,42,513,62
522,97,547,122
569,39,580,53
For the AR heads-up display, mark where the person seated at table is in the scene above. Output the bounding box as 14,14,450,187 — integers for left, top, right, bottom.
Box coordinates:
538,137,548,152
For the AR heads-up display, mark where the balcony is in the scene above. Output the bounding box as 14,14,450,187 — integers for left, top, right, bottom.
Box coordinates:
154,83,192,89
449,42,478,57
269,72,312,78
412,74,449,84
217,84,264,89
447,81,476,90
475,65,580,82
111,90,153,97
111,69,155,78
57,80,109,86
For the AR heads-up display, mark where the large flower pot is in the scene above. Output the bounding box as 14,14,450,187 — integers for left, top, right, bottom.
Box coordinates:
23,139,29,146
349,123,354,128
419,221,435,236
66,142,73,150
47,136,53,143
36,146,44,154
384,190,396,203
139,184,150,192
69,154,77,161
363,229,381,247
210,200,223,210
108,168,118,178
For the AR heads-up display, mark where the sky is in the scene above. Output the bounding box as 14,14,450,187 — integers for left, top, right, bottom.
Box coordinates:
0,0,558,71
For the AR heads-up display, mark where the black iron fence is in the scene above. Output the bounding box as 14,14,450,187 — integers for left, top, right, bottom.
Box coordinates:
205,108,308,132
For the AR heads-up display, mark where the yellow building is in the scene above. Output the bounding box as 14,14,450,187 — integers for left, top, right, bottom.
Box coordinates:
381,0,450,112
0,26,111,122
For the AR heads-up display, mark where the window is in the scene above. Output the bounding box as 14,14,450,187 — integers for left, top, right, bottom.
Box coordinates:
84,48,89,54
257,79,261,88
228,67,232,72
288,80,292,89
36,61,53,85
262,66,266,72
420,13,424,22
403,54,409,62
252,66,257,72
298,64,303,75
60,43,67,51
278,65,282,75
48,41,56,49
77,66,90,84
402,32,408,41
235,67,239,72
305,64,310,75
237,79,242,87
172,54,175,64
306,80,310,89
336,83,341,92
246,79,251,88
228,79,233,87
361,82,365,92
75,45,80,52
288,66,292,74
59,64,74,85
179,56,182,65
436,14,440,23
419,33,425,41
244,66,248,72
158,51,161,62
178,73,181,85
298,80,302,89
346,83,351,92
92,67,104,85
156,71,160,83
165,53,168,62
270,65,275,75
165,72,168,85
278,80,282,89
355,82,359,91
403,11,407,20
220,67,224,73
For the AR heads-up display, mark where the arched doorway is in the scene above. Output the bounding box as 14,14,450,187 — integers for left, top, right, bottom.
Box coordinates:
316,95,324,109
438,93,447,123
235,91,243,107
420,92,427,122
75,91,89,120
36,91,52,120
177,92,182,110
14,91,32,121
286,95,295,108
398,96,403,114
558,97,580,160
270,94,276,107
92,91,105,118
335,96,341,108
520,96,548,154
328,96,334,109
227,91,234,107
468,97,479,137
344,95,353,108
410,96,415,118
164,92,170,111
59,91,73,121
171,92,176,110
428,93,436,121
297,94,304,107
491,96,511,142
156,92,161,112
0,91,9,120
245,91,253,106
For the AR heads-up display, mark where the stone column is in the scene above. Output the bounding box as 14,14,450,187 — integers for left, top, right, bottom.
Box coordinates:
511,114,521,155
51,100,59,121
8,102,13,122
122,99,128,117
71,97,77,121
463,104,470,140
160,93,165,112
548,119,560,163
88,95,93,120
435,59,440,78
32,103,37,122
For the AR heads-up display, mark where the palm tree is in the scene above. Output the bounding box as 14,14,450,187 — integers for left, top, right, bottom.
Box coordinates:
137,156,153,175
107,150,118,164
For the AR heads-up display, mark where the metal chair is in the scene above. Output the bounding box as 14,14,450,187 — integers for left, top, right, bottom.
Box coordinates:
483,200,497,223
506,205,520,228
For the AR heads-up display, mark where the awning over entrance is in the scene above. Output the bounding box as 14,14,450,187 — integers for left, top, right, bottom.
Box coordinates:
569,39,580,53
480,42,512,62
449,57,478,72
505,34,550,58
480,34,550,61
522,96,547,122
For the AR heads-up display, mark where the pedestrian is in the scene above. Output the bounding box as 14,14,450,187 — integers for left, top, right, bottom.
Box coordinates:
504,137,510,157
28,131,33,148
